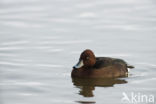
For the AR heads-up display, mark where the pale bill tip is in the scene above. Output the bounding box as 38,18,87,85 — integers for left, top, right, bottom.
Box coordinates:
73,60,84,69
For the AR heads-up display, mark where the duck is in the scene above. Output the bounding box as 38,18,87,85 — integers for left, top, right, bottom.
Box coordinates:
71,49,134,78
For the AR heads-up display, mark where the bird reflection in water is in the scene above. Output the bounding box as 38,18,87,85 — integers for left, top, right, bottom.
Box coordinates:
72,77,127,97
76,101,96,104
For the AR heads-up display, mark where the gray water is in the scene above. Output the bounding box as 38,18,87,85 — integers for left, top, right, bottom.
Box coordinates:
0,0,156,104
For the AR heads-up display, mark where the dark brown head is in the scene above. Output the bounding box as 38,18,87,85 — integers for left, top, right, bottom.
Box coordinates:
73,49,96,69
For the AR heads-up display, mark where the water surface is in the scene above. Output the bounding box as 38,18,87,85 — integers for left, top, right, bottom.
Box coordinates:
0,0,156,104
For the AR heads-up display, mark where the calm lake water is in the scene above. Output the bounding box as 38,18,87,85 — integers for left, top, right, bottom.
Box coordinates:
0,0,156,104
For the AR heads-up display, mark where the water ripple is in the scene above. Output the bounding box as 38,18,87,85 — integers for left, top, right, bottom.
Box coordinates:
136,63,156,68
0,53,17,57
35,64,64,68
1,21,44,28
0,47,25,51
0,61,26,66
0,81,43,86
41,40,92,45
1,40,29,46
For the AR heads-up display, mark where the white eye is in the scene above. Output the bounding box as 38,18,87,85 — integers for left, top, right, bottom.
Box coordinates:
86,57,90,60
